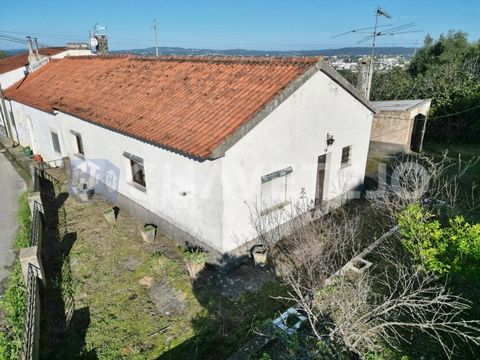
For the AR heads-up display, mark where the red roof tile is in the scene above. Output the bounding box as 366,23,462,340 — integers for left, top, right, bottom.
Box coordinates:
5,55,319,159
0,48,66,75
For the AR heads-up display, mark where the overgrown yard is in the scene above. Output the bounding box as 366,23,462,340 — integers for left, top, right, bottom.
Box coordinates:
41,193,289,359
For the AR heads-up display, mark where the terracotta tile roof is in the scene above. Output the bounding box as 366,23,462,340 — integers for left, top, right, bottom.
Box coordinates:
5,55,319,159
0,48,66,75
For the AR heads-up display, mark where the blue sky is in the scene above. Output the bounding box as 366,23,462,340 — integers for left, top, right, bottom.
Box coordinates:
1,0,479,51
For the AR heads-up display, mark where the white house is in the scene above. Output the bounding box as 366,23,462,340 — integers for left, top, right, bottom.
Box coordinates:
3,55,375,256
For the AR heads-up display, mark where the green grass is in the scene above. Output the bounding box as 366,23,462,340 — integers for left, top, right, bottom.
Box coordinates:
15,192,31,249
0,192,32,360
45,195,289,359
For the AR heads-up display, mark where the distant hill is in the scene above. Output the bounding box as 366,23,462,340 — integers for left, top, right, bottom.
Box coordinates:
2,46,415,58
112,46,415,57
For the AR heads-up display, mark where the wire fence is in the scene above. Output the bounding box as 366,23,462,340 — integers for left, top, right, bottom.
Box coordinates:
22,264,41,360
29,201,43,247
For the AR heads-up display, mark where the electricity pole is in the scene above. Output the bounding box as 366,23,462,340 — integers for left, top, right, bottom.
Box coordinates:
152,18,159,56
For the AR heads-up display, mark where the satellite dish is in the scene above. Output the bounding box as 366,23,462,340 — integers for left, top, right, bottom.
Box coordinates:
90,37,98,47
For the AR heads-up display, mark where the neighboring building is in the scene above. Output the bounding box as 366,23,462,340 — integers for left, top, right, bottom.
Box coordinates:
0,45,92,89
0,44,92,137
3,55,375,256
370,99,432,153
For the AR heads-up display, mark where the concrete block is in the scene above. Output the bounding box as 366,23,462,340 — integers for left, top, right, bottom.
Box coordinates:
28,192,42,216
19,246,45,285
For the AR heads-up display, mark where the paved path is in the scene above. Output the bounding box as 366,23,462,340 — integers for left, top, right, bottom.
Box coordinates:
0,149,26,294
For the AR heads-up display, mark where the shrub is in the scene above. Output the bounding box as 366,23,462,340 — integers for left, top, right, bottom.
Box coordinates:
398,204,480,275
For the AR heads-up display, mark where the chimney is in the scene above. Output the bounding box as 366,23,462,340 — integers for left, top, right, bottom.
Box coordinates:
26,36,38,64
26,36,34,55
357,57,373,100
33,37,40,58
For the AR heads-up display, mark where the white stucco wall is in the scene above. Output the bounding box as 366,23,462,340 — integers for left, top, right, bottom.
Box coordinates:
6,68,373,254
51,49,93,59
0,67,26,89
221,71,373,251
8,101,64,161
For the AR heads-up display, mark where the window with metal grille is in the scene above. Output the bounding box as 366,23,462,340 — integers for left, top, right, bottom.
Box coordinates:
130,158,146,188
51,131,61,154
341,146,351,166
75,134,84,155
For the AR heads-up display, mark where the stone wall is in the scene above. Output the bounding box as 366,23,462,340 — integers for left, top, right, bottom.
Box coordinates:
370,110,413,151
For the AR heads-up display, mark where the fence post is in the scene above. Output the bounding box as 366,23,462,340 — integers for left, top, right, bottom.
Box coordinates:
19,247,45,286
27,193,42,216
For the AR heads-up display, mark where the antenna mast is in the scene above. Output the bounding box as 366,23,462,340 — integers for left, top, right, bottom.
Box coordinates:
152,18,159,57
331,7,420,100
366,6,392,100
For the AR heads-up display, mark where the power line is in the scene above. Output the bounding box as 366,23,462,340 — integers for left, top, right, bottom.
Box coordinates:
0,33,51,48
428,104,480,121
371,105,480,140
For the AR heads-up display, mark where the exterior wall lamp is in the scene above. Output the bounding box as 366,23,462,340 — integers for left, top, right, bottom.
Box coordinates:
326,133,335,146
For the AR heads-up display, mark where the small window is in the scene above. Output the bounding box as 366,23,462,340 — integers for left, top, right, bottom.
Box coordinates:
51,131,61,154
260,167,292,212
130,159,146,188
75,134,84,155
341,146,351,167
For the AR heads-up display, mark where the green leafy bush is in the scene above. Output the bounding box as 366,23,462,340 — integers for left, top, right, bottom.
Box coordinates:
398,204,480,275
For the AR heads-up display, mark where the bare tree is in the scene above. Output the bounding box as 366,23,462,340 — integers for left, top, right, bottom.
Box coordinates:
251,196,480,358
315,264,480,358
367,151,479,227
250,195,362,339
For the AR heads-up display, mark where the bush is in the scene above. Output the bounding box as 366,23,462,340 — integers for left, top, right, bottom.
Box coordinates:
398,204,480,275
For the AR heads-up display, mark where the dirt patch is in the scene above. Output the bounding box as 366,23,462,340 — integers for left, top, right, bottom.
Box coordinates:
149,281,188,316
120,257,141,272
201,261,275,300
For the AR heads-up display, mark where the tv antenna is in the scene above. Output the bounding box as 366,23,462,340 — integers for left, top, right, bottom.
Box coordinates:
152,18,159,56
332,6,422,99
89,23,108,55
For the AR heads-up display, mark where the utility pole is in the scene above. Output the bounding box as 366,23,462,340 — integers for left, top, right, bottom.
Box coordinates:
413,40,419,56
152,18,159,57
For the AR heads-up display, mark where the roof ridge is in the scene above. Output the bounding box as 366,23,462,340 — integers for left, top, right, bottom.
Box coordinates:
64,54,321,65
